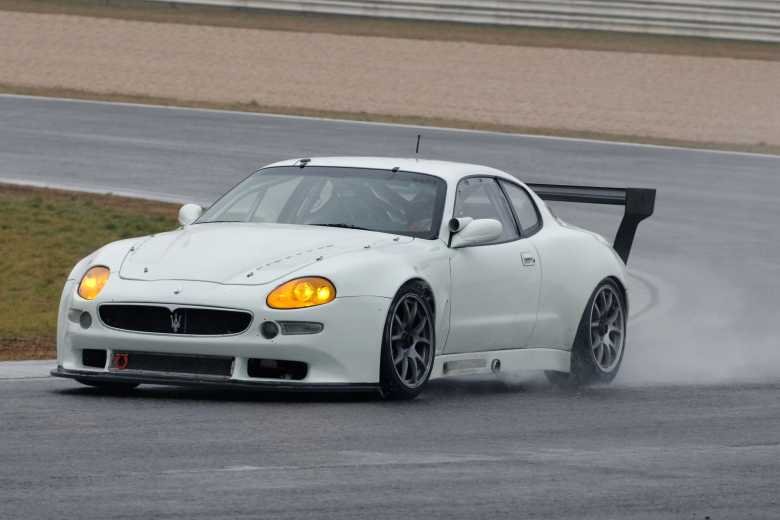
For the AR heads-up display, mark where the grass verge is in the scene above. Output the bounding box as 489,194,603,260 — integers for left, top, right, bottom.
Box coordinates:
0,183,178,361
3,83,778,156
2,0,779,61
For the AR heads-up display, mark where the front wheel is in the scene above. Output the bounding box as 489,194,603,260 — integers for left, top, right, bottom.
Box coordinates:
379,283,436,400
547,279,627,387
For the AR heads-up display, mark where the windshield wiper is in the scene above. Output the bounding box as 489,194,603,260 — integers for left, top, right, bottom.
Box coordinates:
311,223,371,231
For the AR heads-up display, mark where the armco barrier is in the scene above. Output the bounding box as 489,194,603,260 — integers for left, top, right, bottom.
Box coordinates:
149,0,780,42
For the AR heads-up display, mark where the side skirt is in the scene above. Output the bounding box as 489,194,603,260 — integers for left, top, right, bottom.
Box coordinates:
430,348,571,379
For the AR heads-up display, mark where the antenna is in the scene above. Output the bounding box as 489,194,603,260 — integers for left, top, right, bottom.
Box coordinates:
415,134,421,154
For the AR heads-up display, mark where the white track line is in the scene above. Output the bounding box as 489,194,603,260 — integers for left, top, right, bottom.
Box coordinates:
2,93,779,160
0,177,194,205
0,360,55,380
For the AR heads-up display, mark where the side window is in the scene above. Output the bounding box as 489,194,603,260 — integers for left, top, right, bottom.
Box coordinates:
500,181,541,235
453,177,519,244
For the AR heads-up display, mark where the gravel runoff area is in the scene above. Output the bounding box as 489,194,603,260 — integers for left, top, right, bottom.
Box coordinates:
2,10,779,150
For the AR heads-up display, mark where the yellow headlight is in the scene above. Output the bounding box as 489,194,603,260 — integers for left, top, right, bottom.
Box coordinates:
267,277,336,309
77,266,110,300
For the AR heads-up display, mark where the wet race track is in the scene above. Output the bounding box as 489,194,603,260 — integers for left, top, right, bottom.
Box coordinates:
1,95,779,519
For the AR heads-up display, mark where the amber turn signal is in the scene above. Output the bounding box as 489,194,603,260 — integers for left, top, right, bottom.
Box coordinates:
267,277,336,309
77,266,110,300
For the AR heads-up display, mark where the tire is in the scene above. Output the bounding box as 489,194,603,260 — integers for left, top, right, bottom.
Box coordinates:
76,379,139,392
379,282,436,400
546,278,627,387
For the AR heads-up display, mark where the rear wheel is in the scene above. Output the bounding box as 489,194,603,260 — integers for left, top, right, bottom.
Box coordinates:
379,283,435,400
76,379,139,392
547,279,627,387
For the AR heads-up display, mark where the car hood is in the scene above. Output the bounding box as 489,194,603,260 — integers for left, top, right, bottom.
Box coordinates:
119,223,412,285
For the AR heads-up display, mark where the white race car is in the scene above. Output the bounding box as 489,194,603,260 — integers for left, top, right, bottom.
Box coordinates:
52,157,655,399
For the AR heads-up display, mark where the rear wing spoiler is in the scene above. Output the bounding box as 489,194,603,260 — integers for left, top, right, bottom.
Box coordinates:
526,184,656,264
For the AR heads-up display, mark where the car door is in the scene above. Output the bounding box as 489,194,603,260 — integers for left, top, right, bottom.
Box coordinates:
445,177,542,354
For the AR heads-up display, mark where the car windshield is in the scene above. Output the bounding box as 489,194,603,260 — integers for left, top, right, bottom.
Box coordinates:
197,166,447,239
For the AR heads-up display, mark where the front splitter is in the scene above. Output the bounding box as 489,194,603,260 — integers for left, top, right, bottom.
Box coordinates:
51,367,379,393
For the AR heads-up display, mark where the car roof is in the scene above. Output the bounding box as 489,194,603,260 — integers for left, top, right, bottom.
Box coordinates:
261,157,518,184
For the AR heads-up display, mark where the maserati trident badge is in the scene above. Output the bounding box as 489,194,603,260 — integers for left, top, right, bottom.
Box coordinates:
170,311,183,333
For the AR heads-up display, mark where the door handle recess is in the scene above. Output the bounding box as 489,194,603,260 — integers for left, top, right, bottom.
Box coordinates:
521,253,536,267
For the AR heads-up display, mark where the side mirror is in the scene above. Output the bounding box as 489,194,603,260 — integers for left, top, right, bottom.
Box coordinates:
178,204,203,226
450,218,503,248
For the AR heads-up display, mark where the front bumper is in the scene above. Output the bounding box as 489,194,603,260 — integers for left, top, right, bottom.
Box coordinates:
57,278,391,387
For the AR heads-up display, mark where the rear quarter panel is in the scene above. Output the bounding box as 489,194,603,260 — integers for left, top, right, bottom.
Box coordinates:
529,223,627,350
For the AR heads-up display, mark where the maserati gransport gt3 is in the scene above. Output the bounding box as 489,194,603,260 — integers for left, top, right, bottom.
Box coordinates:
52,157,655,399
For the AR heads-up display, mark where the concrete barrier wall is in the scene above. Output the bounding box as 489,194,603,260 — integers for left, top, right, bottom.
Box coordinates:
150,0,780,42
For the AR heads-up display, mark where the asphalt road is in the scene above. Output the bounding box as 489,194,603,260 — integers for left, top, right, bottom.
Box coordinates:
1,95,779,518
2,377,779,519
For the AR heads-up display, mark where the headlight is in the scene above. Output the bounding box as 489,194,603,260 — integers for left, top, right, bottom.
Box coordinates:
77,266,110,300
267,277,336,309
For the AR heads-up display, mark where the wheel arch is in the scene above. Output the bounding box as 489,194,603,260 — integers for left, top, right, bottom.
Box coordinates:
398,277,436,317
605,275,629,316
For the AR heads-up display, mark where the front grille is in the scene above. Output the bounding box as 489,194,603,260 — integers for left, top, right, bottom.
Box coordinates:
111,351,233,377
99,305,252,335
